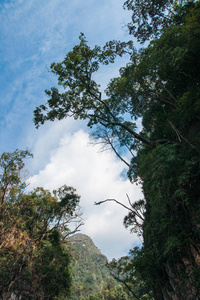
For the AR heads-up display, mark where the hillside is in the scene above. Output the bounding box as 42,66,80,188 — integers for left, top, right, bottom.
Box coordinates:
69,233,114,299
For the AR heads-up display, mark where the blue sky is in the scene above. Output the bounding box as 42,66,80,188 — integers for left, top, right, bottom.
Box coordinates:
0,0,142,260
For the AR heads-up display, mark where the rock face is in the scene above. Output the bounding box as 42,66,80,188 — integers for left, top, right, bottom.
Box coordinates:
69,234,113,299
153,244,200,300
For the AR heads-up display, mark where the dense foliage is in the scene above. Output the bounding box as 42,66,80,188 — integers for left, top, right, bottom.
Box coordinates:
69,234,132,300
70,234,112,299
34,1,200,299
107,253,154,299
0,150,82,299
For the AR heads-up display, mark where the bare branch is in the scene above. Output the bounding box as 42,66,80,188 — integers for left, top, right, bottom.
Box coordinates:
95,198,133,212
61,222,84,242
169,121,199,153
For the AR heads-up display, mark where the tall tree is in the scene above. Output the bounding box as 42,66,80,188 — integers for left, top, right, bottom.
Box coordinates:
0,150,83,299
34,1,200,298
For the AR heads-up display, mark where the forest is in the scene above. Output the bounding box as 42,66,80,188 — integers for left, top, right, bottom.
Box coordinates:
1,0,200,299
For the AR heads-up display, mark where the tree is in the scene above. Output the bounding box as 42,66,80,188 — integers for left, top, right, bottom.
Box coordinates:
34,1,200,299
0,149,33,205
0,150,83,299
107,254,154,300
123,0,197,43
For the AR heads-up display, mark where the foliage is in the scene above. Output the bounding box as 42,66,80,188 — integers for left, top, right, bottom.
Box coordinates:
123,0,198,43
69,234,120,299
0,150,82,299
69,234,133,300
107,252,154,300
34,0,200,298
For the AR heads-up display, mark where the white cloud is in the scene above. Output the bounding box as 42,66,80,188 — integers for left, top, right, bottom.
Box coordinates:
29,129,143,259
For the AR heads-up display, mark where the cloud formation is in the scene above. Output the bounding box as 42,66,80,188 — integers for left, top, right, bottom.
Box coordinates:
29,129,143,259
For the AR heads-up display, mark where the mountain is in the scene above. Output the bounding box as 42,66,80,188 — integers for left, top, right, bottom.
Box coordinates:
69,233,114,299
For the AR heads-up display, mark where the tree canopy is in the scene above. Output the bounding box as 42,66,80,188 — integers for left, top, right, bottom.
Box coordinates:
123,0,198,42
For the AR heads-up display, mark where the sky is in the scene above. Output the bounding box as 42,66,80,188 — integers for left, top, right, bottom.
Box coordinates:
0,0,143,260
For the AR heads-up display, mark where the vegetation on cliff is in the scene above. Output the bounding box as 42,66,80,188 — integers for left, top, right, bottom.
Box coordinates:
70,234,111,298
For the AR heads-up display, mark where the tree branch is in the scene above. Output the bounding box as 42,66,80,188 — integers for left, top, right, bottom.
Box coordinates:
111,273,141,300
109,121,169,147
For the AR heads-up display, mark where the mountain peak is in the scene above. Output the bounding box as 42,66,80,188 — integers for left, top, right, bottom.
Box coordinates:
69,234,112,299
70,233,104,257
